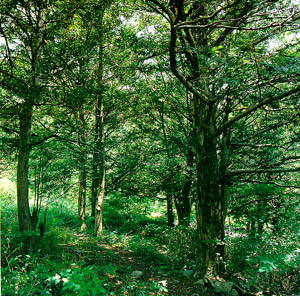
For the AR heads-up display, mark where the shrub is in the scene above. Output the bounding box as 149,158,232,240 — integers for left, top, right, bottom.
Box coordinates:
226,232,300,294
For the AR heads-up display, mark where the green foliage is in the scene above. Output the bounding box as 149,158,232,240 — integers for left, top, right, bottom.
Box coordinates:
226,230,300,293
164,225,197,269
119,279,168,296
103,193,166,233
129,235,169,265
2,253,51,296
2,253,113,296
2,187,300,295
1,197,173,296
1,0,300,294
46,266,110,296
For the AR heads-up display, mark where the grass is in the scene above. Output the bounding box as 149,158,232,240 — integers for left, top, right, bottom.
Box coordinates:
1,193,300,295
1,198,178,295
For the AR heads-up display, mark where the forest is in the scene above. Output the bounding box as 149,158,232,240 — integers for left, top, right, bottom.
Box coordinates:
0,0,300,295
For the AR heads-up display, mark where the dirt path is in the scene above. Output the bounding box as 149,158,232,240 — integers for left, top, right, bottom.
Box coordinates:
106,247,197,296
60,234,201,295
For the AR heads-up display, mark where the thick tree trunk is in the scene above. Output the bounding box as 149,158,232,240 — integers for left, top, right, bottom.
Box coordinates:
193,100,225,277
17,102,36,232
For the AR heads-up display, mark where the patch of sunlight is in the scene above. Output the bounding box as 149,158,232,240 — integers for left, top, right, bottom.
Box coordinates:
0,177,16,194
150,212,162,217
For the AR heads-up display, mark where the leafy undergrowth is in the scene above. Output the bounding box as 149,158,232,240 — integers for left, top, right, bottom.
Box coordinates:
226,232,300,294
1,199,300,295
1,201,198,296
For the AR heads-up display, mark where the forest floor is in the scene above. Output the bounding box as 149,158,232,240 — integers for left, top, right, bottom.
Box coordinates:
3,201,300,296
58,232,199,296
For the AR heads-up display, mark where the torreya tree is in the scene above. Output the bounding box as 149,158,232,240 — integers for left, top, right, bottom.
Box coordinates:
144,0,300,276
107,17,197,226
0,0,77,232
50,11,98,231
147,78,195,226
76,0,115,236
1,2,300,294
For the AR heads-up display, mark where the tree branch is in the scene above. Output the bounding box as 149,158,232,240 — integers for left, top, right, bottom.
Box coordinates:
169,26,210,104
227,166,300,176
234,178,300,189
145,0,174,23
216,85,300,137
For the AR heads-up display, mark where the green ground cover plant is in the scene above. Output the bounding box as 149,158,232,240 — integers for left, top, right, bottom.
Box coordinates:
2,192,300,295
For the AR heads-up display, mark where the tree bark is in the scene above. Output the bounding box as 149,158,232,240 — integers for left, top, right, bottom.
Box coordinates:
175,183,192,226
94,43,105,236
193,100,225,277
17,101,37,231
95,156,105,236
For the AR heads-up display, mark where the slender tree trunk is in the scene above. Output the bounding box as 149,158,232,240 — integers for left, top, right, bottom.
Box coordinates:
91,0,112,235
91,93,101,218
219,98,231,227
159,102,175,227
17,102,36,232
175,187,192,226
91,140,99,217
193,99,225,277
166,192,174,227
94,44,105,236
78,167,87,231
95,154,105,236
78,111,87,231
94,121,105,236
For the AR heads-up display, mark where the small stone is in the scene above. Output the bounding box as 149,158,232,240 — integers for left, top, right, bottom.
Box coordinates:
224,281,234,292
214,280,234,293
158,280,167,287
233,283,245,295
131,270,143,278
195,279,205,286
182,270,194,278
206,277,215,288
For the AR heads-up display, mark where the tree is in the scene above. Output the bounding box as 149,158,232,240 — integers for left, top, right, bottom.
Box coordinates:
108,18,196,226
144,0,300,276
83,0,114,236
0,0,75,232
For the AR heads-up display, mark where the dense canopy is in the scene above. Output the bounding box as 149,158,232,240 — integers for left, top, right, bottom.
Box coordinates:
1,0,300,295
